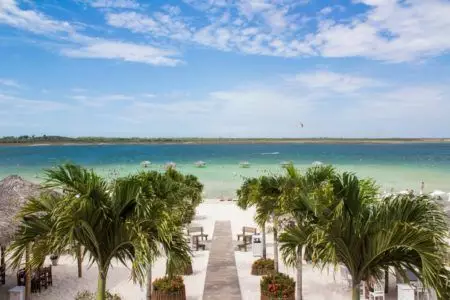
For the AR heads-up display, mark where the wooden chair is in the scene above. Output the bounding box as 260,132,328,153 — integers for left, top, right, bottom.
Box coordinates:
237,227,257,251
17,269,26,286
188,226,208,241
45,265,52,287
237,226,257,241
192,236,206,251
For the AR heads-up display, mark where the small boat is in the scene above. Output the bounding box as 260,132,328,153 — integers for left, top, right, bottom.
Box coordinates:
140,160,151,168
195,161,207,168
280,161,292,167
239,161,250,168
165,162,176,169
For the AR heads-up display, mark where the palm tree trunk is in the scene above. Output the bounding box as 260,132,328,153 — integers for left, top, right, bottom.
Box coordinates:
384,267,389,294
96,271,107,300
0,246,5,268
352,282,360,300
77,244,82,278
262,222,267,259
273,215,279,273
296,247,303,300
25,243,31,300
146,265,152,300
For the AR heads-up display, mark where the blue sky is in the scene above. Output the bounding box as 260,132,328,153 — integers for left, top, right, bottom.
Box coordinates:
1,0,450,138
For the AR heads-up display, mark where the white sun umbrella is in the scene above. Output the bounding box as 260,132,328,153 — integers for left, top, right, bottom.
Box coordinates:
398,190,410,195
312,161,323,166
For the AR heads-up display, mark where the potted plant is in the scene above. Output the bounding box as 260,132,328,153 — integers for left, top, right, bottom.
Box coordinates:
251,258,275,276
260,272,295,300
152,275,186,300
50,254,59,266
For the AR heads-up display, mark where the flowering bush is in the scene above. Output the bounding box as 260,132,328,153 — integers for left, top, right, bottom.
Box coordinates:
153,276,185,293
74,290,121,300
251,258,275,275
260,273,295,299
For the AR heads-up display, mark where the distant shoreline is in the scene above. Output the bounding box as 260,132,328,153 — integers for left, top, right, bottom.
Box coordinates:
1,138,450,146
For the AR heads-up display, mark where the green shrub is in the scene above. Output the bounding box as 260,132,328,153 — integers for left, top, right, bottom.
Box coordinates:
251,258,275,275
153,275,185,292
260,272,295,299
74,290,122,300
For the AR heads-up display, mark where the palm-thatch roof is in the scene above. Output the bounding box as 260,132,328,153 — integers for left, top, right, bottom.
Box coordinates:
0,175,43,246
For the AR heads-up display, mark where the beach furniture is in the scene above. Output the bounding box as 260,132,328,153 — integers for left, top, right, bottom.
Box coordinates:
192,235,206,251
237,226,257,241
187,226,208,241
194,161,206,168
369,280,385,300
237,226,257,251
239,161,250,168
16,266,52,293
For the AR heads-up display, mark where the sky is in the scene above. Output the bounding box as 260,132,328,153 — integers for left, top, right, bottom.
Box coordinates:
1,0,450,138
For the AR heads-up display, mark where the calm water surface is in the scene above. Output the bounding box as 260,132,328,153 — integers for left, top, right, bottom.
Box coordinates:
1,143,449,197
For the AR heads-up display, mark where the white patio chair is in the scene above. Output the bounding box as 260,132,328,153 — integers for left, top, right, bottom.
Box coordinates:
412,281,429,300
369,280,385,300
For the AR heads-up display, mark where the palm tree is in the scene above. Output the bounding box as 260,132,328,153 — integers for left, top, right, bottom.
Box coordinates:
237,175,285,271
132,168,202,299
279,164,336,300
9,164,190,300
237,178,268,259
309,172,450,300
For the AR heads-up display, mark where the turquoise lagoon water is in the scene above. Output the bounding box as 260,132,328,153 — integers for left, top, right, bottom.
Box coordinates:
1,143,450,198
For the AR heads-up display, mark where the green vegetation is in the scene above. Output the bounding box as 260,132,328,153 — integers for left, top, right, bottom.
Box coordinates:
8,163,203,300
239,163,450,300
1,135,449,145
152,275,185,293
74,291,121,300
260,272,295,299
251,258,275,276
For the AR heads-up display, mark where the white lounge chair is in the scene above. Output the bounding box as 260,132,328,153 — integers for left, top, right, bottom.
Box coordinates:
369,280,385,300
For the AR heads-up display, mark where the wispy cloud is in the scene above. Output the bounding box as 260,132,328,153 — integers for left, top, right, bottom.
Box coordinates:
87,0,140,9
70,93,135,107
61,40,182,66
287,71,383,93
0,0,182,66
0,78,21,88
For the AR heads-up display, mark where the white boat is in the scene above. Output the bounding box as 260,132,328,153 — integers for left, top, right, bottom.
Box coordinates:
140,160,151,168
239,161,250,168
165,162,176,169
312,161,323,166
280,161,292,167
195,161,206,168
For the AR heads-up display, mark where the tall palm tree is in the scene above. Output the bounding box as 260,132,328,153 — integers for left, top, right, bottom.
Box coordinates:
309,172,450,300
237,175,284,271
9,164,190,300
132,168,202,299
237,178,268,259
279,164,336,300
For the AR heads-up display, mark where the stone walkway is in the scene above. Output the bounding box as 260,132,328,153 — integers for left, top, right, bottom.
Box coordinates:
203,221,241,300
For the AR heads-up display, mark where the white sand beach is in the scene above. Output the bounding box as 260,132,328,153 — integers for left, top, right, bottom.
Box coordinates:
1,199,400,300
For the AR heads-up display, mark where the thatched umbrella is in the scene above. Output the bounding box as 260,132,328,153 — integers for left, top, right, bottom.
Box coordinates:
0,175,43,246
0,175,43,299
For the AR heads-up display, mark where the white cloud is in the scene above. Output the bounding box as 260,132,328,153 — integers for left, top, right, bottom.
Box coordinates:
0,0,182,66
71,88,87,93
289,71,382,93
311,0,450,62
0,93,70,113
61,41,182,66
0,0,74,34
0,78,21,88
70,93,135,107
80,0,140,9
